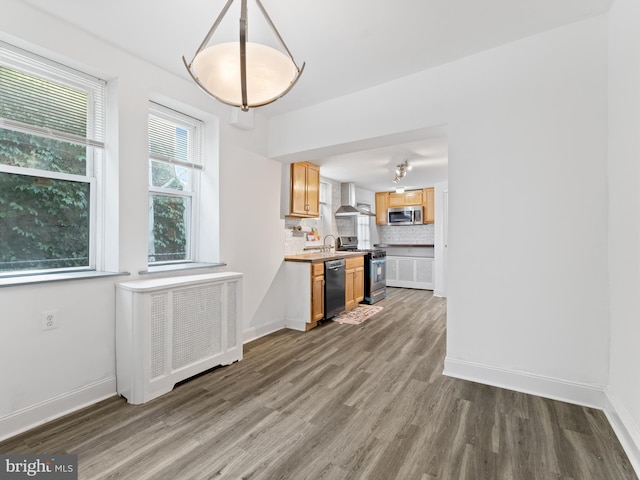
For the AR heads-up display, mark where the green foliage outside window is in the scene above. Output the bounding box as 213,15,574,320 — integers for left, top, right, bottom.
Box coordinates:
0,63,194,272
148,160,188,263
0,64,93,273
0,131,90,272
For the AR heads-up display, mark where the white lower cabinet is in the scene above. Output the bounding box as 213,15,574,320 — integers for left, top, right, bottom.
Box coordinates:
386,256,434,290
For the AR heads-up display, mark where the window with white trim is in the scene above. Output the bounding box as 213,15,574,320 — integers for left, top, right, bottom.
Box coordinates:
0,42,106,275
319,180,332,241
357,214,371,250
148,103,203,265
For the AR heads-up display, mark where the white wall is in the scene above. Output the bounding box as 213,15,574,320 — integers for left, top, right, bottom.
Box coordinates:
270,16,610,401
0,0,285,438
606,0,640,471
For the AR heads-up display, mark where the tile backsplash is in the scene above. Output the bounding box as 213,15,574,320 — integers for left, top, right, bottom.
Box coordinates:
286,223,435,255
284,217,323,255
378,224,435,244
284,228,307,255
336,217,356,236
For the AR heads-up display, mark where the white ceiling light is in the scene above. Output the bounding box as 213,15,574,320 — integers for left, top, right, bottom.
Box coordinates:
183,0,305,112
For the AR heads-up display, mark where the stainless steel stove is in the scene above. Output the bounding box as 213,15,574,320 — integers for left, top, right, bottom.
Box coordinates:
336,236,387,304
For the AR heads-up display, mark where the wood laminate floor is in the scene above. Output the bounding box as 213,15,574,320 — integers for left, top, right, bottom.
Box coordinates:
1,288,636,479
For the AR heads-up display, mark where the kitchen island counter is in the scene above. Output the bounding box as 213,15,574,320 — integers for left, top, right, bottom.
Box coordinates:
374,243,434,248
284,251,366,332
284,251,366,263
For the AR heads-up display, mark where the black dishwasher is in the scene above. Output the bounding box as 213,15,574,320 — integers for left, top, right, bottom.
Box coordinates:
324,259,346,319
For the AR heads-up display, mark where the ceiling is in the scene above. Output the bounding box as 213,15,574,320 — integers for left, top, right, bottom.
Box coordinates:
317,129,449,193
21,0,612,191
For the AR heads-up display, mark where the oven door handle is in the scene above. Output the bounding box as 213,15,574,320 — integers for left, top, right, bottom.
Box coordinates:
371,259,386,264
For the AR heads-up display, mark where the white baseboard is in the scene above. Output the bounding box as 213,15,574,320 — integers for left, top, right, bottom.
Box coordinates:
443,357,605,408
433,289,446,298
283,316,307,332
386,280,433,290
0,321,288,443
604,389,640,477
243,319,285,344
0,376,116,442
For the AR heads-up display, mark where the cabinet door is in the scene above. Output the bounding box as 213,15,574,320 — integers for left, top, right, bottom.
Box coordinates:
388,192,405,207
405,190,423,206
423,187,435,223
416,258,434,286
386,257,397,281
389,190,423,207
354,267,364,303
306,163,320,217
345,268,355,310
311,274,324,321
375,192,389,225
345,256,364,270
290,162,309,216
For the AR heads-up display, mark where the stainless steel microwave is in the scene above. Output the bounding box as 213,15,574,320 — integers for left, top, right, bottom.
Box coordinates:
388,206,423,225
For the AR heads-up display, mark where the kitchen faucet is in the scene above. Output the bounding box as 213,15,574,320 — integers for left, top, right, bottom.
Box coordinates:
323,234,336,253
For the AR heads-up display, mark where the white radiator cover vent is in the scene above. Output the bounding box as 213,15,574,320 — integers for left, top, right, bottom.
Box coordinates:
116,272,243,404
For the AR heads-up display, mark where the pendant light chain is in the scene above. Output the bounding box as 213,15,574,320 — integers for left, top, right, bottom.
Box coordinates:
239,0,249,110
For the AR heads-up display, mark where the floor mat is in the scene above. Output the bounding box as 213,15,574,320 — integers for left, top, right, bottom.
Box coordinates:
332,305,383,325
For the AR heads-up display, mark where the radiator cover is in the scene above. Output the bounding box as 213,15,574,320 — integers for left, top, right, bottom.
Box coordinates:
116,272,243,404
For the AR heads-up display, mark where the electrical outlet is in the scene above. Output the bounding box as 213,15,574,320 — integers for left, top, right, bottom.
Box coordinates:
42,310,59,331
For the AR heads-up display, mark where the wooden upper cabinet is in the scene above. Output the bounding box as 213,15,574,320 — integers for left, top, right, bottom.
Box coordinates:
305,164,320,217
404,190,423,206
290,162,320,217
290,162,307,214
388,192,405,208
389,190,423,207
377,188,434,223
423,187,435,224
375,192,389,225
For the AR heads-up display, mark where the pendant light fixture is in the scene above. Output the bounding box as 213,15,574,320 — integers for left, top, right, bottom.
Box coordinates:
183,0,305,111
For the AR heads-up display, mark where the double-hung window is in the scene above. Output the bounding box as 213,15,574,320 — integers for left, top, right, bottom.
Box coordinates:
0,43,106,275
148,103,203,265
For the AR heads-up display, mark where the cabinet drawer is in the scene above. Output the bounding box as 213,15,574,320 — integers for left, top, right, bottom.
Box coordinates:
345,256,364,269
311,263,324,276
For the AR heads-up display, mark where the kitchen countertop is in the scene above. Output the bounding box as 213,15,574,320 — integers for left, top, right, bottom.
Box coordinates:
284,251,366,263
374,243,435,248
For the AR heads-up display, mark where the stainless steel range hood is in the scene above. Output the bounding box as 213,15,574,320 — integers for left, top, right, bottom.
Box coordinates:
335,183,375,216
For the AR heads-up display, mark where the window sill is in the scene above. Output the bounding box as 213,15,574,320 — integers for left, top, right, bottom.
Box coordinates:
0,270,130,288
140,262,227,275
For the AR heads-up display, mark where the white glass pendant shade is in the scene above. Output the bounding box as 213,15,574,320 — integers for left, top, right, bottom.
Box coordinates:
191,42,298,108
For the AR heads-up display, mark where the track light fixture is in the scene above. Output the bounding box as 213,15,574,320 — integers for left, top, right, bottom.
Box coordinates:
392,160,411,183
